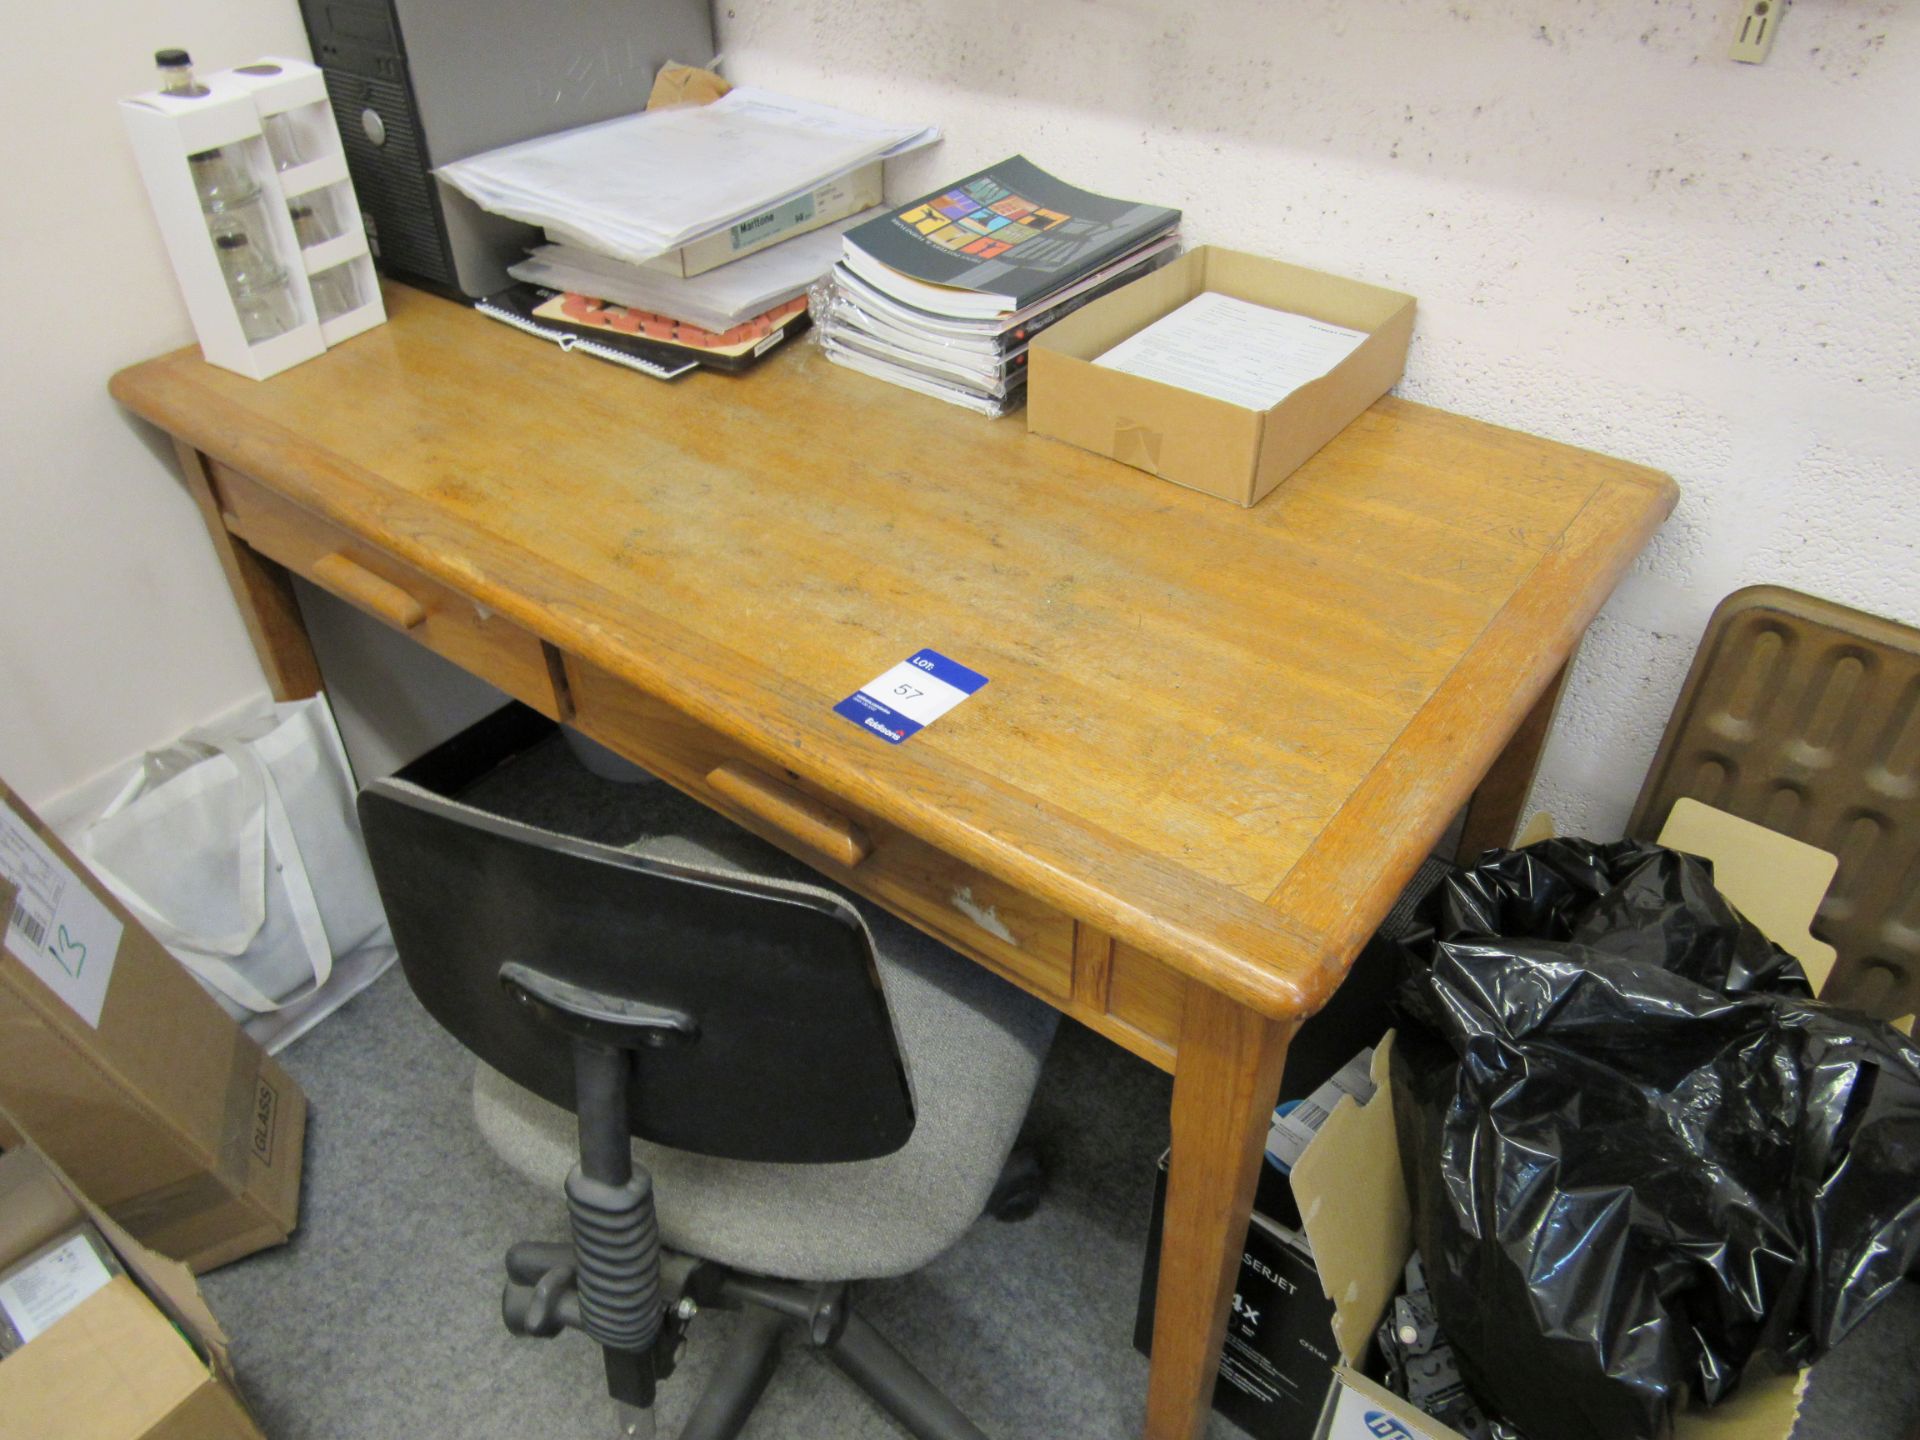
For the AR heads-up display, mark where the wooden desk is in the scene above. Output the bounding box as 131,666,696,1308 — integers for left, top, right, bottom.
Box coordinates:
111,284,1674,1439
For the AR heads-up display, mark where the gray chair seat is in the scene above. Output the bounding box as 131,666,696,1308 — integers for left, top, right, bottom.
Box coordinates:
474,814,1057,1282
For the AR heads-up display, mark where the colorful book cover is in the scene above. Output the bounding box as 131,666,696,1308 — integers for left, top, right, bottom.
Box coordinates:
843,156,1179,312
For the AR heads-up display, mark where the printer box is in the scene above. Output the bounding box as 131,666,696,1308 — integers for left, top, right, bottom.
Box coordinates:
0,786,307,1273
1136,1149,1341,1440
1027,246,1415,507
0,1136,265,1440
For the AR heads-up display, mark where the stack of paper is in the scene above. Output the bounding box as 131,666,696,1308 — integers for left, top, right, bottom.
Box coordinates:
816,241,1179,416
510,208,885,335
1094,293,1370,410
438,87,935,266
815,156,1181,415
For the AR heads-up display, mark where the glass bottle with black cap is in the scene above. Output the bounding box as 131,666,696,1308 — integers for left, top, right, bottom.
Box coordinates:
213,232,296,342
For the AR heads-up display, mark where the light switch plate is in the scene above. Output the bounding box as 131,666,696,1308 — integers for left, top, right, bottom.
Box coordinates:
1731,0,1785,63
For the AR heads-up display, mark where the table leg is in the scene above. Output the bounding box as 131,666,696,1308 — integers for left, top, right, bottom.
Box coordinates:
1455,660,1570,860
1143,987,1296,1440
170,438,323,700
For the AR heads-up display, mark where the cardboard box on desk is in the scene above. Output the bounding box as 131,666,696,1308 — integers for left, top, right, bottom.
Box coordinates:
0,1133,264,1440
0,792,307,1273
1027,246,1415,507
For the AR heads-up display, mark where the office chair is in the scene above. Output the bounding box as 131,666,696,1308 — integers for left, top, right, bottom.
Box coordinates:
357,707,1057,1439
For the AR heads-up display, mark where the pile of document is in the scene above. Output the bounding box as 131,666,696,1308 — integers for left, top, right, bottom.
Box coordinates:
440,87,933,265
512,214,883,337
440,86,936,352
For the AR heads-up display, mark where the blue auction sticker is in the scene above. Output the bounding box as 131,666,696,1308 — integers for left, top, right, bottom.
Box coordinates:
834,648,989,745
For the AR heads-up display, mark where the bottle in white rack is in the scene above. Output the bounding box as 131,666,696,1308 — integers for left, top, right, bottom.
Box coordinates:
189,146,275,252
310,266,362,323
288,198,338,248
262,112,305,171
213,232,297,343
154,47,207,98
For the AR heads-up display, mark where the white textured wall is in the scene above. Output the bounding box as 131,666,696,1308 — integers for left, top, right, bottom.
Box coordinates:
0,7,309,812
8,2,1914,839
718,0,1920,837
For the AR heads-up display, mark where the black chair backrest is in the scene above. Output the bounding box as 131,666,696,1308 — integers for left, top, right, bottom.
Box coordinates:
356,720,915,1166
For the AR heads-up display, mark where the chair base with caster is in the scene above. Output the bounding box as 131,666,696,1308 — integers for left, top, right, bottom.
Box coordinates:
505,1238,989,1440
493,962,992,1440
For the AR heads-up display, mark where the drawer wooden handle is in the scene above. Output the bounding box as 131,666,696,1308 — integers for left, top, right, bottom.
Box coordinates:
706,762,872,869
312,552,426,630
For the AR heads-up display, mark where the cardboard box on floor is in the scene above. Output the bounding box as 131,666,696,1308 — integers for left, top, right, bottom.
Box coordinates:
1290,800,1858,1440
0,1127,264,1440
1291,1038,1811,1440
0,785,307,1273
1026,246,1415,507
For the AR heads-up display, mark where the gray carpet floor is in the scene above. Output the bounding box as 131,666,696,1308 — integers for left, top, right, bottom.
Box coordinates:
199,736,1920,1440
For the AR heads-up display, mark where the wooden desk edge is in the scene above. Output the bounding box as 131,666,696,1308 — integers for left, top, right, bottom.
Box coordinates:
111,352,1335,1021
1265,466,1678,963
110,349,1676,1027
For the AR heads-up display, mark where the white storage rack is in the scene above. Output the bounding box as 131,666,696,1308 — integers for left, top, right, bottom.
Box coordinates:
122,56,385,381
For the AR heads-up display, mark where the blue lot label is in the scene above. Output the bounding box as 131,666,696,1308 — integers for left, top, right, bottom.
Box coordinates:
834,648,989,744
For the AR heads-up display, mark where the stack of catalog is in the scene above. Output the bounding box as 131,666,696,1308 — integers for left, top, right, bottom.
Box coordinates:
437,86,936,376
814,157,1181,415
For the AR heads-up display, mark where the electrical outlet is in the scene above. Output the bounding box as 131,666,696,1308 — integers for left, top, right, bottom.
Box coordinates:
1731,0,1786,63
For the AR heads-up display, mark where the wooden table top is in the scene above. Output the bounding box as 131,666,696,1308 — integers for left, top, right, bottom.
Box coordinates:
112,283,1675,1020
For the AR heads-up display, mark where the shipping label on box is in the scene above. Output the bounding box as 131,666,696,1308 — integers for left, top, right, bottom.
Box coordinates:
0,807,124,1027
0,787,307,1275
0,1225,123,1354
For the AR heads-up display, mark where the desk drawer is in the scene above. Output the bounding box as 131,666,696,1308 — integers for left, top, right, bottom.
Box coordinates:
565,658,1076,1004
210,464,560,719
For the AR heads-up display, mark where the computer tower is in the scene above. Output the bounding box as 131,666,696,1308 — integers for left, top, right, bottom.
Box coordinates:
298,0,714,299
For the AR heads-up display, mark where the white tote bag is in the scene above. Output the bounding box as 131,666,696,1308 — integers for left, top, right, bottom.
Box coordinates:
76,697,389,1021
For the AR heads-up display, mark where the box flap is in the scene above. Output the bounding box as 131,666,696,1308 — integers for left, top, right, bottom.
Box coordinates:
1290,1035,1407,1365
1513,811,1557,847
0,1131,86,1268
0,1275,209,1436
1671,1366,1808,1440
1657,798,1839,992
1198,249,1414,332
0,1124,230,1367
1327,1365,1467,1440
1034,247,1206,361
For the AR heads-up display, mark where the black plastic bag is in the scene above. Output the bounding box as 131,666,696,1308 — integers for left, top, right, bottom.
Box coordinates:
1390,837,1920,1440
